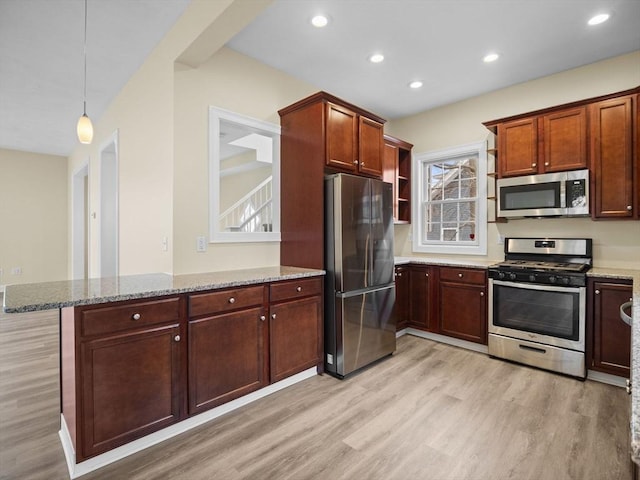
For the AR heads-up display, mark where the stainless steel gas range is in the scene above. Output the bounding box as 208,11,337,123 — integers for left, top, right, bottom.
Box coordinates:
488,238,592,378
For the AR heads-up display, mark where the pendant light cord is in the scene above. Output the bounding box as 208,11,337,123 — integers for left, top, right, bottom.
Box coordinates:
82,0,87,115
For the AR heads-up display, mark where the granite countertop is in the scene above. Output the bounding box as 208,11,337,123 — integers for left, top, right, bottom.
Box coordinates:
2,266,325,314
395,256,496,269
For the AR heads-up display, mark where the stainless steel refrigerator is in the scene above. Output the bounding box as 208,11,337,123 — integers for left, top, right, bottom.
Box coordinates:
324,173,396,378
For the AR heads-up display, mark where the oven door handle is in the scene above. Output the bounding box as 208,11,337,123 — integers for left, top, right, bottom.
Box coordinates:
490,279,582,294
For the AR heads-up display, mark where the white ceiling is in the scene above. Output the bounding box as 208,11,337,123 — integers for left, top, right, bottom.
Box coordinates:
0,0,191,157
1,0,639,158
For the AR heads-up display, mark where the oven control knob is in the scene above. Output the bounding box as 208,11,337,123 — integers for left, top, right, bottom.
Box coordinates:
561,277,570,285
528,274,536,282
548,276,556,284
497,271,506,280
508,272,517,281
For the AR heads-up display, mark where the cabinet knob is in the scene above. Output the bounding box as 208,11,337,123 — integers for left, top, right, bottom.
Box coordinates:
480,292,484,297
132,313,141,320
544,162,549,166
353,160,359,165
595,290,600,295
532,163,537,167
361,162,365,167
271,313,277,320
458,273,463,278
396,272,402,277
174,335,181,342
627,205,632,211
228,297,236,304
260,315,266,322
425,273,429,277
296,286,303,292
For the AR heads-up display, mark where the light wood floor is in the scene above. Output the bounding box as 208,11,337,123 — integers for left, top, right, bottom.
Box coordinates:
0,305,633,480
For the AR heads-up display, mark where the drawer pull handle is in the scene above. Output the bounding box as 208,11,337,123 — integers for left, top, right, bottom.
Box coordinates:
132,313,141,320
260,315,266,322
174,335,181,342
519,344,546,354
296,286,303,292
228,297,236,304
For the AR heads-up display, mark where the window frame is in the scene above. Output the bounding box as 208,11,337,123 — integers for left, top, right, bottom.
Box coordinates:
412,141,487,255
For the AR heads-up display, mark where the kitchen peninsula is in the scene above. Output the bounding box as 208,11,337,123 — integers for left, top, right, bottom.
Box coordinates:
3,266,325,478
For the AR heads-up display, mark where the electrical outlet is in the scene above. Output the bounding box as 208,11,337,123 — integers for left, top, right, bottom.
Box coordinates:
11,267,22,275
162,236,169,252
196,236,207,252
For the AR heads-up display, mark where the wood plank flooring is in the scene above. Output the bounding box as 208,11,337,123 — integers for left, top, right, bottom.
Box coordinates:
0,304,632,480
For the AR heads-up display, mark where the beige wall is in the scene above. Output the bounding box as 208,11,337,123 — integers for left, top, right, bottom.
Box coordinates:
66,0,270,277
172,47,316,274
0,148,68,285
388,51,640,269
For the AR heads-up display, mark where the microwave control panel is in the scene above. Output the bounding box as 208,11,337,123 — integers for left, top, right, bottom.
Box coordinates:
566,179,587,208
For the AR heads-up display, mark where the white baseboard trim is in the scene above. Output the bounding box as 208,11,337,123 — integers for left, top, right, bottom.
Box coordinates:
60,367,318,479
405,328,489,354
587,369,627,388
396,328,408,338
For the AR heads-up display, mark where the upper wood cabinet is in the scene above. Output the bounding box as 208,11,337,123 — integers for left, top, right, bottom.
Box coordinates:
590,94,636,219
498,117,538,177
485,86,639,221
279,92,386,269
383,134,412,223
325,100,384,177
497,107,587,177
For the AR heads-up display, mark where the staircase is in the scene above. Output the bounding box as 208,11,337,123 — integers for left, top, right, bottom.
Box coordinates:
220,176,273,233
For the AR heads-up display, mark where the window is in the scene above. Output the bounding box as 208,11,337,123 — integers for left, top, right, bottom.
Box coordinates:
412,142,487,255
209,107,281,243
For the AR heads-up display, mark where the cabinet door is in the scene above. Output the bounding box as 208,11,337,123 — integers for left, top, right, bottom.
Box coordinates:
394,266,410,330
270,295,322,382
325,102,357,172
358,116,384,177
383,141,399,220
590,95,634,218
541,107,587,172
439,282,487,344
498,117,538,177
188,307,267,415
80,323,182,459
592,281,632,377
408,266,435,331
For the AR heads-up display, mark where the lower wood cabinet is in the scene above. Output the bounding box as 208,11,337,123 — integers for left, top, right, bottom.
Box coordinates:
408,265,436,331
438,267,487,344
588,277,632,377
62,276,324,463
394,265,410,330
188,306,268,415
70,296,185,461
404,264,488,345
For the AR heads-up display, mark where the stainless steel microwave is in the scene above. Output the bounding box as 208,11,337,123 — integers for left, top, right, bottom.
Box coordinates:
497,169,589,218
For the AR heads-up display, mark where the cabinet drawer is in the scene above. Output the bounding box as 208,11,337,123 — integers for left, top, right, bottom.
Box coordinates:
81,297,180,337
189,285,265,317
439,267,486,285
270,277,323,303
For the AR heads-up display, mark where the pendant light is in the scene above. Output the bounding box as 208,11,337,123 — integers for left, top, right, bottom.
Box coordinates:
77,0,93,144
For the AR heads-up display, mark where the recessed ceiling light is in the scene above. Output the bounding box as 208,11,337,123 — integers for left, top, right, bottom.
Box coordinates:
369,53,384,63
588,13,610,26
409,81,423,89
311,15,329,28
483,53,500,63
